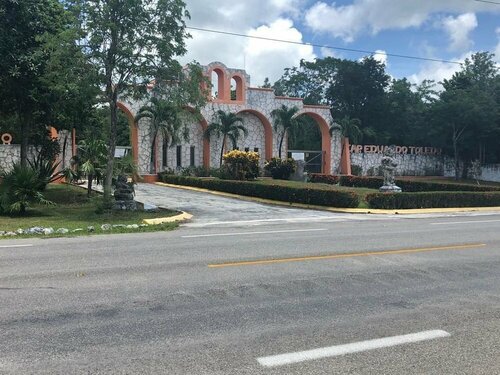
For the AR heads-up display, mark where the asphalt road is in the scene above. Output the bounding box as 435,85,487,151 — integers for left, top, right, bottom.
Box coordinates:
1,211,500,374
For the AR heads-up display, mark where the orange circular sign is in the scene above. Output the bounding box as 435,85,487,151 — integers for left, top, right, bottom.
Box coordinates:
1,133,12,145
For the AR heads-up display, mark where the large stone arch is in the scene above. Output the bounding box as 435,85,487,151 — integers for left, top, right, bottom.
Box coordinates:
236,109,273,162
294,111,332,174
117,102,138,167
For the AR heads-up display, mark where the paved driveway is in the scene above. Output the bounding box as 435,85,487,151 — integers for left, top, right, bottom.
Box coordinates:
134,183,377,227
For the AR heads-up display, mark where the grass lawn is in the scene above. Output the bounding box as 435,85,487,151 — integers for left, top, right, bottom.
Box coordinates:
254,178,377,208
0,184,179,237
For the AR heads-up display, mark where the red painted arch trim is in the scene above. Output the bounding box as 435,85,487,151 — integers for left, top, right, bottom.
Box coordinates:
236,109,273,161
117,102,139,168
296,111,331,174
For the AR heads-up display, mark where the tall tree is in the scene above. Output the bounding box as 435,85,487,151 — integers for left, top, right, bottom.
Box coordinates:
430,52,499,179
273,56,390,144
204,111,247,167
330,116,363,144
271,105,303,158
0,0,69,166
76,0,190,205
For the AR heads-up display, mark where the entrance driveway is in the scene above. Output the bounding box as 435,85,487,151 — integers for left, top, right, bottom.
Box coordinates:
134,183,374,227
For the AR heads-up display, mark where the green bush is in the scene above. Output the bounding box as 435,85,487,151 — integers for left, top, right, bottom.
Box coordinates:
309,173,340,184
223,150,260,180
158,174,360,208
351,164,362,176
310,174,500,192
264,158,296,180
0,164,54,215
366,191,500,209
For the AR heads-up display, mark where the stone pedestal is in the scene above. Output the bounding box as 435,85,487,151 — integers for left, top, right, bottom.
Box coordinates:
113,175,137,211
379,185,402,193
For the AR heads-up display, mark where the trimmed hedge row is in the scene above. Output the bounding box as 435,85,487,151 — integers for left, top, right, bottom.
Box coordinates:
366,191,500,209
309,174,500,192
159,174,360,208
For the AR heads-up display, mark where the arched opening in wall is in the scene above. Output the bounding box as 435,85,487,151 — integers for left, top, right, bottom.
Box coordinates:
230,76,244,101
236,109,273,163
289,112,331,174
211,68,225,100
230,77,237,100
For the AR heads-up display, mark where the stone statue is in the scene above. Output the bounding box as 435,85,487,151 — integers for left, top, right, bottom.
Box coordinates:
379,145,402,193
113,175,137,210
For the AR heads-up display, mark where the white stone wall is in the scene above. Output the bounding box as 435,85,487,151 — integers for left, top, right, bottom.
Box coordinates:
351,152,446,176
0,132,71,173
158,119,205,171
480,164,500,182
137,118,153,174
239,113,266,168
0,145,22,172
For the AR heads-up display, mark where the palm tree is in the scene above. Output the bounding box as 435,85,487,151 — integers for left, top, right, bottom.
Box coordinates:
271,105,302,158
135,97,183,174
330,116,363,144
74,139,108,197
205,110,247,167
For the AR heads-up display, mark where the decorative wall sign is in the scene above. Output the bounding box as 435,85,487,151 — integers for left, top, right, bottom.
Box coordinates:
350,144,442,156
1,133,13,145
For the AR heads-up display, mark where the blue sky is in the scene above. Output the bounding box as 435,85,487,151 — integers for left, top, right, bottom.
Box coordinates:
182,0,500,86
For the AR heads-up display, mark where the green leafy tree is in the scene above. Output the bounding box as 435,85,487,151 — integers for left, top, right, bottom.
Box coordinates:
330,116,363,144
274,56,390,144
205,111,247,167
271,105,303,158
430,52,500,179
136,97,183,174
76,0,190,205
0,0,70,166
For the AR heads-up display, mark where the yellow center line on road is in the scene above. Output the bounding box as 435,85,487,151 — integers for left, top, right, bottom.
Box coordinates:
207,243,487,268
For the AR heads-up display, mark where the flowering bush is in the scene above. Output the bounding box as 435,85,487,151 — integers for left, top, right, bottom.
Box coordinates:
264,158,296,180
222,150,260,180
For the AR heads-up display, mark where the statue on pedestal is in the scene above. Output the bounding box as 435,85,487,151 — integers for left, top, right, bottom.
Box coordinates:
379,145,402,193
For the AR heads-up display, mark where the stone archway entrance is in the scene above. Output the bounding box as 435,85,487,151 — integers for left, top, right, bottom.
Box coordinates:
292,110,332,174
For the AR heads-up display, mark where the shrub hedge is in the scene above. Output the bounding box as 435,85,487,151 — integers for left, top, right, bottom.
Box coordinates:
158,174,360,208
309,174,500,192
308,174,340,185
366,191,500,209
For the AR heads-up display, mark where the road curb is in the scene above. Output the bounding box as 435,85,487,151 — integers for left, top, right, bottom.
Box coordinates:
154,182,500,215
143,211,193,225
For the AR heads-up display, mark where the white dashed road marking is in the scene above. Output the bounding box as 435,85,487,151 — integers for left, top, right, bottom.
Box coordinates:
257,330,451,367
0,244,33,248
182,228,327,238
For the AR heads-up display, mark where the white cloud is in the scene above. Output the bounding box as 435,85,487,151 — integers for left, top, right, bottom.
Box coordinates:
181,0,313,85
442,13,477,52
409,52,472,88
304,0,496,42
372,50,388,66
495,28,500,63
320,47,339,58
244,19,316,85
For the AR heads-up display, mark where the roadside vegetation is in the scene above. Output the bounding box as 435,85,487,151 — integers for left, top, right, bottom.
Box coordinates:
0,184,178,238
